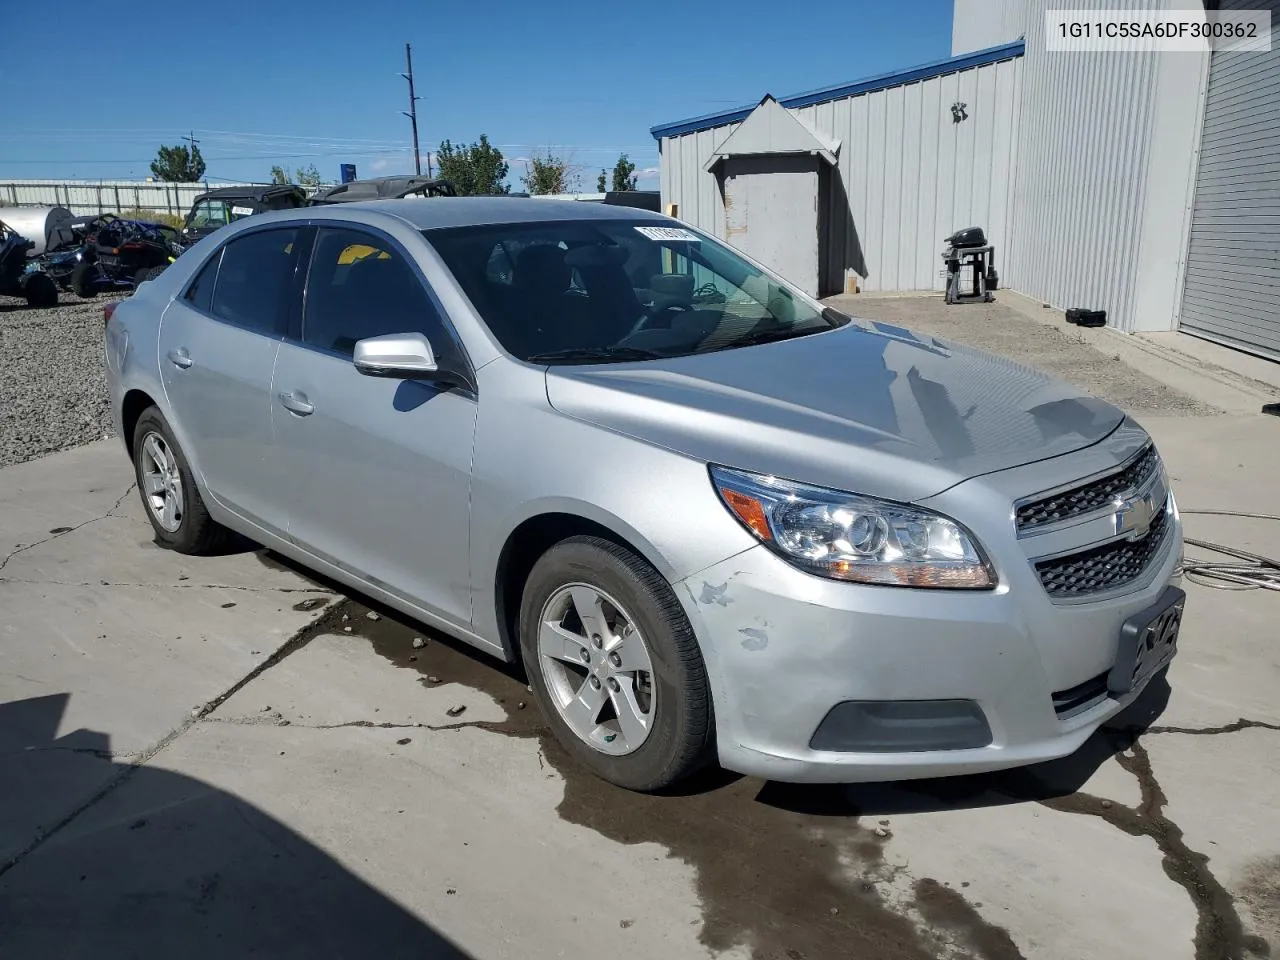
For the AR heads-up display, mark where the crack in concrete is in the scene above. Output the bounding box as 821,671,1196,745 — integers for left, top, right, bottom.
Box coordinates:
10,746,142,761
1146,718,1280,737
200,716,485,733
0,595,345,880
0,576,335,595
1039,740,1268,960
196,600,352,719
108,482,138,516
0,482,136,573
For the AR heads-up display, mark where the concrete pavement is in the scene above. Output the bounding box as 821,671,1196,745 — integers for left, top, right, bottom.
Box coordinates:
2,316,1278,958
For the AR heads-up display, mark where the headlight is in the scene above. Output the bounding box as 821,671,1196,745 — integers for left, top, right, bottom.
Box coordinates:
710,466,995,589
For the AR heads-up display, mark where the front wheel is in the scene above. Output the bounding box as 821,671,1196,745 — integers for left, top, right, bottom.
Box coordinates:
519,536,715,791
131,407,230,554
23,271,57,308
70,260,97,298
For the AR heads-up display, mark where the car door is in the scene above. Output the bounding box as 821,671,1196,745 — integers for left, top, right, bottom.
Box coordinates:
271,225,478,626
157,225,305,536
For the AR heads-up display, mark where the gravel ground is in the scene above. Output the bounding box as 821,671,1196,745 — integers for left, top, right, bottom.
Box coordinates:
0,295,122,467
826,293,1219,416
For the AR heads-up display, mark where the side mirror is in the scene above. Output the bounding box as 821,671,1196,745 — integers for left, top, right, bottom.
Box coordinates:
353,332,439,378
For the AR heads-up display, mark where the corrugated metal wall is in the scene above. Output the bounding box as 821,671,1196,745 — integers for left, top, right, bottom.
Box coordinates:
0,180,252,216
1003,0,1175,333
659,56,1022,294
952,0,1027,56
1179,0,1280,360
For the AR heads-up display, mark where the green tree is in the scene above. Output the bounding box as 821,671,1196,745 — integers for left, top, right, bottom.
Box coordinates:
610,153,638,192
295,163,322,187
150,143,206,182
522,152,573,195
436,135,509,196
596,169,607,192
270,163,323,187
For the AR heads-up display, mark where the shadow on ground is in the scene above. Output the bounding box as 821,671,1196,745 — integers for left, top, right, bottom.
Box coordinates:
0,693,471,959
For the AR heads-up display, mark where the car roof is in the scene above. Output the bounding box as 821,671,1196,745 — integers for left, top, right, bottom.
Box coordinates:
325,197,670,230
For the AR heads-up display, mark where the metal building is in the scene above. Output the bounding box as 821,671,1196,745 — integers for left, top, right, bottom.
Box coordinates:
655,0,1280,361
652,44,1025,297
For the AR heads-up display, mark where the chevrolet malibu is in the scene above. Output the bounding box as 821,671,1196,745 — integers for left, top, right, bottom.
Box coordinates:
105,199,1184,790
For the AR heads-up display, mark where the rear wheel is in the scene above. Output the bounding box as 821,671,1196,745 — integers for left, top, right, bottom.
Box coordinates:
71,261,97,298
131,407,230,554
135,264,166,286
23,272,57,308
519,536,714,791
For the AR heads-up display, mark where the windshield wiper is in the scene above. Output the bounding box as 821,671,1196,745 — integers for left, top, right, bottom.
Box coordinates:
526,345,665,364
706,325,828,352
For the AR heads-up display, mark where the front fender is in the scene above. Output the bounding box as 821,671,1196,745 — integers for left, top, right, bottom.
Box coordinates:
466,361,757,648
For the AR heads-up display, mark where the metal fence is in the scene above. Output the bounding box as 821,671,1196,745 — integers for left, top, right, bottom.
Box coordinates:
0,179,256,216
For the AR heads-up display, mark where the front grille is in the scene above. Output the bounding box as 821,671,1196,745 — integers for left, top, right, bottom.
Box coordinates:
1035,507,1169,598
1017,445,1161,532
1052,671,1110,719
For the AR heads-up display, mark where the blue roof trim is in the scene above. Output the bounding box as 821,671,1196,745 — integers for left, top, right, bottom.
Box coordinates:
649,41,1025,141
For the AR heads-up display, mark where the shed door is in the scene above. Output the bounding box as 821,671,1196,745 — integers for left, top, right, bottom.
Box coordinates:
1179,4,1280,361
721,155,820,295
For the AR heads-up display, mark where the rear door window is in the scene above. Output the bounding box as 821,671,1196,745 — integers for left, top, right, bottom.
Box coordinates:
208,228,301,337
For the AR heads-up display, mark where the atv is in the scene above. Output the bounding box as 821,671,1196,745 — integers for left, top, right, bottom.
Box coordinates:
70,217,185,298
0,220,59,307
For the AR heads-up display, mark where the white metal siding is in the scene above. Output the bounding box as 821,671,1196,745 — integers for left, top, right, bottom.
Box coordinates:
0,179,253,217
1005,0,1174,333
1180,1,1280,360
660,56,1022,294
952,0,1027,56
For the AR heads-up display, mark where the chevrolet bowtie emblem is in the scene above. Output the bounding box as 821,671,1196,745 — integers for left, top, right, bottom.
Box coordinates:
1114,492,1156,540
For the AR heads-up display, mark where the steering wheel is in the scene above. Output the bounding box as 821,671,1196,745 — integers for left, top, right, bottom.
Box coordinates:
629,301,691,336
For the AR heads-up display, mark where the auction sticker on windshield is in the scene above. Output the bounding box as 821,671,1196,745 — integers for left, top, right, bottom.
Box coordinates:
635,226,700,242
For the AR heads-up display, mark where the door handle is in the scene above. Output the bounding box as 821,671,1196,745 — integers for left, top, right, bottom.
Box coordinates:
167,348,193,369
278,391,314,416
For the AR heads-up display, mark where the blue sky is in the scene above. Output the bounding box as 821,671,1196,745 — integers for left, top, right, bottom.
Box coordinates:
0,0,953,188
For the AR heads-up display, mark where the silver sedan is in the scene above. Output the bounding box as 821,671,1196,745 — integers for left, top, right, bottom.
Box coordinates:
105,198,1183,790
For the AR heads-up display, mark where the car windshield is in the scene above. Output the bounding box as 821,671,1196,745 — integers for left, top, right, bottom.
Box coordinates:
425,220,844,363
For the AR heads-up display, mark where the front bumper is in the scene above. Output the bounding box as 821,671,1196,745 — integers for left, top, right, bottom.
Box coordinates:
674,514,1182,784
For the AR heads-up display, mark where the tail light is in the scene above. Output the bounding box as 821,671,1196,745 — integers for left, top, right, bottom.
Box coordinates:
103,302,117,326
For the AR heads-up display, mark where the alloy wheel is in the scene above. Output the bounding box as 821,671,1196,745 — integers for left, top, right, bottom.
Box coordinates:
537,583,656,756
140,432,184,533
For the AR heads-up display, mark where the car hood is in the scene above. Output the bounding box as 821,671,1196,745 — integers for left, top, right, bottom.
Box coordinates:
544,319,1125,502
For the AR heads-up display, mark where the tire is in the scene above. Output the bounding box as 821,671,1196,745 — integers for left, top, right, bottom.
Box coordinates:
145,265,168,281
23,272,58,308
135,264,166,286
70,260,97,299
131,407,230,554
518,536,714,791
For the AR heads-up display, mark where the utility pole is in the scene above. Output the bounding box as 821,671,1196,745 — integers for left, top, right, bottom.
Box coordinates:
182,130,200,153
401,43,422,177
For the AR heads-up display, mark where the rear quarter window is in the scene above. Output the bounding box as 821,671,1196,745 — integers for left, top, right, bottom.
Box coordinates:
184,249,222,313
